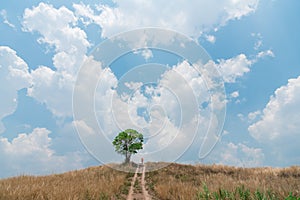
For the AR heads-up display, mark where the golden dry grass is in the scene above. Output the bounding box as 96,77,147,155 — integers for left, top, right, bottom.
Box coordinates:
1,163,299,200
145,163,300,200
0,165,129,200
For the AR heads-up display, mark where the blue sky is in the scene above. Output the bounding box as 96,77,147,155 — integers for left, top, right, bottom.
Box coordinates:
0,0,300,177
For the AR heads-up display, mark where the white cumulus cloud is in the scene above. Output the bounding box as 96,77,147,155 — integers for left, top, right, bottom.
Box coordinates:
74,0,259,38
257,49,275,59
217,54,252,83
231,91,239,98
75,57,225,164
0,9,15,28
248,110,261,122
22,3,90,117
0,46,31,133
0,128,84,178
205,35,216,43
208,142,264,167
248,76,300,165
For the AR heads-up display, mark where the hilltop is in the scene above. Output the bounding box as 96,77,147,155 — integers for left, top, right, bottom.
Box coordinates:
0,163,299,199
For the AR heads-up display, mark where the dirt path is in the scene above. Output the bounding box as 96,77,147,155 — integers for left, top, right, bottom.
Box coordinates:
126,164,151,200
141,165,151,200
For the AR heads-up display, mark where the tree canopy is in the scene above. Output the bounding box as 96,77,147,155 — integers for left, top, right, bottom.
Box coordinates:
112,129,143,164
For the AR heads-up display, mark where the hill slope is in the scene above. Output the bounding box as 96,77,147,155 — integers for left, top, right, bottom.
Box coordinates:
146,163,300,199
0,163,299,199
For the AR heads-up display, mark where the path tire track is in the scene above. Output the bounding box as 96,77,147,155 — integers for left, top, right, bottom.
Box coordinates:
127,167,139,200
127,164,152,200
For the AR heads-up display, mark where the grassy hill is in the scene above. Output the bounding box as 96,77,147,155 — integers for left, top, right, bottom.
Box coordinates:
0,163,299,200
146,163,300,199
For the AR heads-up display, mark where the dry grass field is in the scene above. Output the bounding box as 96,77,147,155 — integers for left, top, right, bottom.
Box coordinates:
146,163,300,200
0,163,299,200
0,165,131,200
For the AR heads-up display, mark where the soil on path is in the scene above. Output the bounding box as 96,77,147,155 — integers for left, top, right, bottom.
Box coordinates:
127,164,151,200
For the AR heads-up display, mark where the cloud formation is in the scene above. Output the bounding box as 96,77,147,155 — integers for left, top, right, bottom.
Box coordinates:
74,0,259,38
0,9,15,28
22,3,90,117
248,76,300,165
0,128,83,177
2,0,289,177
74,52,226,165
215,142,264,167
217,54,252,83
0,46,31,133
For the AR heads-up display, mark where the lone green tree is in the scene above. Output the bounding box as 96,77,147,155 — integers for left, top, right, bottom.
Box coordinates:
112,129,143,164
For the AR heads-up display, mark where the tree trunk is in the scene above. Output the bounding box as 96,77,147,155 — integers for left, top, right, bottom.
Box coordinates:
124,143,131,164
124,153,131,164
